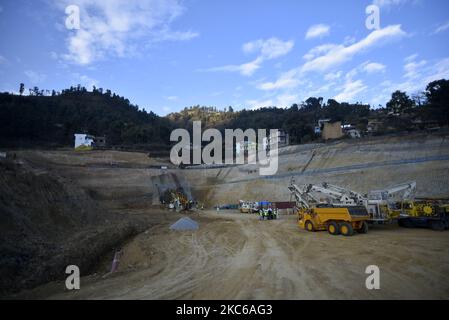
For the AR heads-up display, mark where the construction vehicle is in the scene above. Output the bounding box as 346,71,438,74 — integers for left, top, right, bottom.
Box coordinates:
367,182,449,230
306,182,366,206
161,188,191,211
239,201,251,213
288,181,369,236
396,199,449,230
239,200,259,213
366,181,416,222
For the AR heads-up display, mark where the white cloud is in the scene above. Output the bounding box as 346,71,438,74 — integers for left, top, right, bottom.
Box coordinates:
334,80,367,102
433,21,449,34
203,37,293,77
303,44,339,60
423,58,449,83
257,68,301,90
379,57,449,97
276,93,298,108
59,0,198,65
404,53,418,62
362,62,386,73
301,25,406,73
24,70,46,84
246,98,274,110
305,24,330,40
203,57,262,77
242,37,294,60
324,71,342,81
166,95,178,101
246,93,298,109
258,25,405,94
151,28,199,42
404,59,426,79
308,83,336,97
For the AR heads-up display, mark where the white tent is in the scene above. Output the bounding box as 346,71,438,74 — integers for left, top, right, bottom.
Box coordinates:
169,217,199,231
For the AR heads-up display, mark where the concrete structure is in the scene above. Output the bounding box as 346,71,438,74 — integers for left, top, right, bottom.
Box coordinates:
322,121,344,140
74,134,94,149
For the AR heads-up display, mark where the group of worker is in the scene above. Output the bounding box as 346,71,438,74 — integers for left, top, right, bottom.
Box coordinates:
259,207,278,220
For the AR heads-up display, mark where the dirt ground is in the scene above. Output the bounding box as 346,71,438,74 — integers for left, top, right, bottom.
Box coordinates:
4,132,449,299
17,210,449,300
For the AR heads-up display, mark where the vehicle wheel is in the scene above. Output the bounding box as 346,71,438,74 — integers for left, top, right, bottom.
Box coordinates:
327,221,340,235
357,221,369,234
305,221,315,232
340,222,354,236
431,220,445,231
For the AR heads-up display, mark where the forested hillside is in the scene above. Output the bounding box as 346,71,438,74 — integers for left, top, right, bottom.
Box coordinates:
0,87,173,148
1,79,448,148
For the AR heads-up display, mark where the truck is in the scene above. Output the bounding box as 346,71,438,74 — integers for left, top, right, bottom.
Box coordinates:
298,206,370,236
288,181,370,236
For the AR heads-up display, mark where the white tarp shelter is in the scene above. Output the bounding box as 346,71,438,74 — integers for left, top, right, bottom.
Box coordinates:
169,217,199,231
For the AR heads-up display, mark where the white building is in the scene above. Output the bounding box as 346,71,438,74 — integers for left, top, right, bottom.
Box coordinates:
74,133,94,149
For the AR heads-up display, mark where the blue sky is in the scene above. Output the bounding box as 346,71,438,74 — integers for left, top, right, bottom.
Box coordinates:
0,0,448,115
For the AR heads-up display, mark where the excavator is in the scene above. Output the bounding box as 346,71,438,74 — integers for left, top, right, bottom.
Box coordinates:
365,181,416,222
290,179,449,231
366,181,449,230
288,179,370,236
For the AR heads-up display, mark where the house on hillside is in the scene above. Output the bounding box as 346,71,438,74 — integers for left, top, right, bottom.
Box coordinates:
74,134,106,149
322,121,344,140
74,133,94,149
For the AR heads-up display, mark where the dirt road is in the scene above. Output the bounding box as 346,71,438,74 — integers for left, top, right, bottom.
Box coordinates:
21,210,449,300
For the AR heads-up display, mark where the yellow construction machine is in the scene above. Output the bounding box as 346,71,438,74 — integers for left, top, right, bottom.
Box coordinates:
396,199,449,230
288,181,370,236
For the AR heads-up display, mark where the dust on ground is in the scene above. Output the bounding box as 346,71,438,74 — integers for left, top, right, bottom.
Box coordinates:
15,210,449,300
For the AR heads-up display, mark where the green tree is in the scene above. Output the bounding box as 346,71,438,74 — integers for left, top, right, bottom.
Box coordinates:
386,90,414,114
424,79,449,125
19,83,25,96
